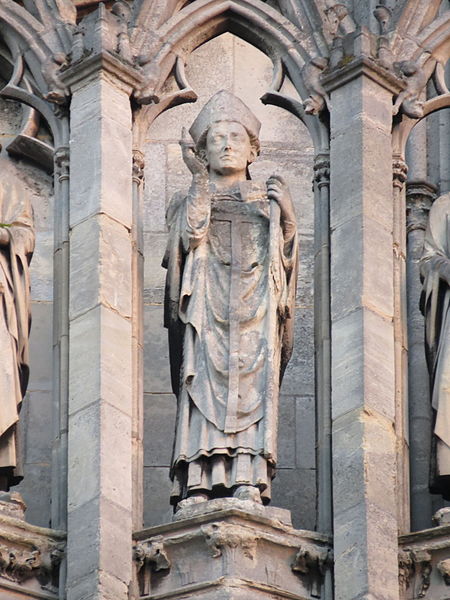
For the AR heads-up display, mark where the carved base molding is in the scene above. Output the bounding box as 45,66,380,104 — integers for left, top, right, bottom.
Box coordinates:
133,500,332,600
399,511,450,599
0,495,65,600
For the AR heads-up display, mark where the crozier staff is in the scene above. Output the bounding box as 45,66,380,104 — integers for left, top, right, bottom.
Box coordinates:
420,192,450,500
163,91,298,507
0,155,35,492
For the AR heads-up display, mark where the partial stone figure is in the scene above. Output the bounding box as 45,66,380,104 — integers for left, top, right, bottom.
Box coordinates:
163,91,298,507
0,156,35,492
420,193,450,500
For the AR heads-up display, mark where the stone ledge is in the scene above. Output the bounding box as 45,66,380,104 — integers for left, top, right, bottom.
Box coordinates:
0,500,65,600
133,501,331,600
399,521,450,599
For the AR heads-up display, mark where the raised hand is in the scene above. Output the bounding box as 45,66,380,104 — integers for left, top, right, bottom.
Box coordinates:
179,127,208,177
266,175,295,223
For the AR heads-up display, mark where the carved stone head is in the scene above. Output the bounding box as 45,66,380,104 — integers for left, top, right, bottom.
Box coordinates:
190,90,261,176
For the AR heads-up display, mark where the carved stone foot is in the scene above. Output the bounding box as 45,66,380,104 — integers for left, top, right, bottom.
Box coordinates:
0,491,26,519
233,485,262,504
433,507,450,526
177,493,209,511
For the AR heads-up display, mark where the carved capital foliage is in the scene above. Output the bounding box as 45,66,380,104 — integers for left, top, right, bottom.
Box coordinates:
398,549,414,593
406,181,436,234
201,522,259,560
313,154,330,187
132,150,145,186
392,158,408,190
55,146,70,182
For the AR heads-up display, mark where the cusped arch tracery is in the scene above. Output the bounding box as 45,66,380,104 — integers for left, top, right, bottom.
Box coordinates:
134,0,329,151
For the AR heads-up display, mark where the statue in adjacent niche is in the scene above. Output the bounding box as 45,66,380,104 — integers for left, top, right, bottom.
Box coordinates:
163,91,298,507
0,156,35,492
420,192,450,500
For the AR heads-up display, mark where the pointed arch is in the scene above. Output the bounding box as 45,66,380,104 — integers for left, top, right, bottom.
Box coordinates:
134,0,328,152
0,1,54,94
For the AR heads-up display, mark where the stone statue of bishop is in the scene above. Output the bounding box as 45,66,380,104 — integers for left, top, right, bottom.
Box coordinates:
163,91,298,507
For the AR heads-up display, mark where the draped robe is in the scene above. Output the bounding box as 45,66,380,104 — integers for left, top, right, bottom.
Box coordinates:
163,179,298,504
420,193,450,499
0,164,35,488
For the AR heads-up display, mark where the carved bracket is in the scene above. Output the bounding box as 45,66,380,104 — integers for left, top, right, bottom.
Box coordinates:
134,537,171,573
292,543,332,598
400,548,432,599
0,540,64,594
302,57,330,116
201,522,259,560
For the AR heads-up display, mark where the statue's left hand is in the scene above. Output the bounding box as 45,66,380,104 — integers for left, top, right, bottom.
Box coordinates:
266,175,295,223
0,228,9,247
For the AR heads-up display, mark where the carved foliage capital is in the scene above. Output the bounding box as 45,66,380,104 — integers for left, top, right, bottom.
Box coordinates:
314,155,330,187
392,158,408,190
406,181,436,234
201,522,259,560
132,150,145,186
400,547,432,599
55,146,70,182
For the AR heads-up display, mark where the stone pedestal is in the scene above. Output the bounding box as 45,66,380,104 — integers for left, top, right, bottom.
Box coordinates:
399,514,450,599
133,500,331,600
0,495,65,600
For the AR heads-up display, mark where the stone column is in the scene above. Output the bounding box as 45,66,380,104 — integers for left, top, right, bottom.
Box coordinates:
132,149,145,531
406,180,436,530
61,54,142,600
324,57,402,600
392,157,410,534
313,153,333,600
313,153,332,536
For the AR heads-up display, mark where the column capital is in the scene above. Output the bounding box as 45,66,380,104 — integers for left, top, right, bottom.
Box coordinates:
314,153,330,188
132,149,145,187
406,180,437,233
60,51,144,95
55,146,70,183
322,56,405,95
393,157,408,190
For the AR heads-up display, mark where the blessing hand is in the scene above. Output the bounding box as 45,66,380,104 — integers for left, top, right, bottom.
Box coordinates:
179,127,208,177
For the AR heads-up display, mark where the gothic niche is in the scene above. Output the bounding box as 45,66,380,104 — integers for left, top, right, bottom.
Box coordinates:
142,32,316,529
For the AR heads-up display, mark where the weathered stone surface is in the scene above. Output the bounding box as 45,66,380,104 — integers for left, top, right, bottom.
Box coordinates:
134,505,330,600
69,214,132,320
400,523,450,599
0,503,64,599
